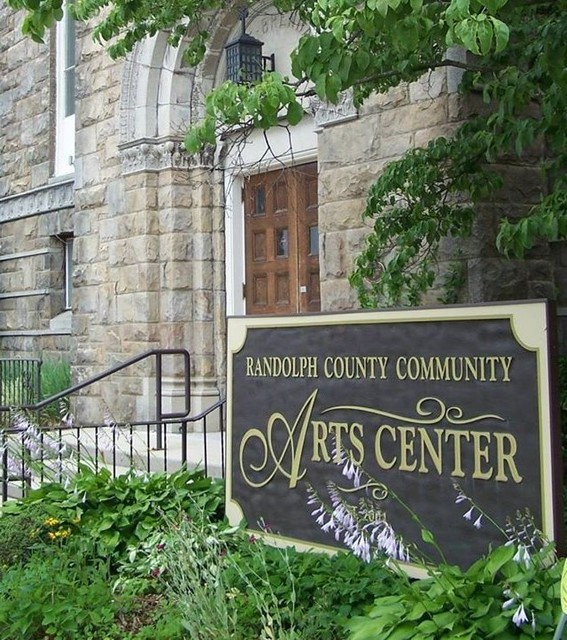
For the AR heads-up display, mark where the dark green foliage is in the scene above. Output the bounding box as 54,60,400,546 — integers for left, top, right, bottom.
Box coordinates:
0,541,122,639
2,466,224,563
348,544,562,640
225,542,396,640
0,502,51,571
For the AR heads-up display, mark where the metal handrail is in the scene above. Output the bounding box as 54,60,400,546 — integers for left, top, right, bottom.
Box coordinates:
0,348,191,420
0,350,226,501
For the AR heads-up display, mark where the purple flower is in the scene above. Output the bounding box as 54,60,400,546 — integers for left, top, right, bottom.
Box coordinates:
512,603,529,627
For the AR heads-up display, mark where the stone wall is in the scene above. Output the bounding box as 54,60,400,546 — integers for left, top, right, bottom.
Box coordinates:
0,9,53,196
0,6,74,363
0,2,561,426
317,68,553,310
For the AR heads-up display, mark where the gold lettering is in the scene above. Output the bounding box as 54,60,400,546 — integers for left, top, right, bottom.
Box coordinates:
349,423,365,465
417,427,443,474
418,357,435,381
399,426,417,471
239,390,318,488
311,421,331,462
444,430,470,477
396,357,407,380
330,422,350,463
494,433,523,483
450,356,464,382
471,431,493,480
500,357,513,382
375,424,397,469
434,356,450,381
486,356,499,382
391,356,512,382
242,356,319,378
464,357,478,381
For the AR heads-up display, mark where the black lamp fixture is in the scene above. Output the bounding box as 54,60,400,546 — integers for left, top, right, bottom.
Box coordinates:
225,7,275,83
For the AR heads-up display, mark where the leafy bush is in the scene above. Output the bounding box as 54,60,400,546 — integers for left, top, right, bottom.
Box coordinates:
2,466,224,564
0,502,51,571
140,511,396,640
226,541,396,640
0,540,123,639
348,544,562,640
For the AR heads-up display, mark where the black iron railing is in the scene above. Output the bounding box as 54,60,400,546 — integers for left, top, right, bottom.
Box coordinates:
0,350,226,503
0,358,41,415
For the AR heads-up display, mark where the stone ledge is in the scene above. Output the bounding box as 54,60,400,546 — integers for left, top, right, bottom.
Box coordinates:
0,289,49,300
0,329,72,336
0,180,74,223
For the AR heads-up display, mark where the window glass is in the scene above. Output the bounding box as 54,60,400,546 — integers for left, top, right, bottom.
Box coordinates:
55,3,75,175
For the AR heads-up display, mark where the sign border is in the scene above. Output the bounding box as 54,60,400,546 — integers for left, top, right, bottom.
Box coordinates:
226,299,564,565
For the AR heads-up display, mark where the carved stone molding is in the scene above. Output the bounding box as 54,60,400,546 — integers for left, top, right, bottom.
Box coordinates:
0,180,74,223
120,50,140,146
310,90,358,130
119,138,214,174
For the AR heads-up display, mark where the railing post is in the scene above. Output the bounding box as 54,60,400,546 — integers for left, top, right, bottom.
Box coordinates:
1,433,8,502
155,352,163,450
181,420,187,467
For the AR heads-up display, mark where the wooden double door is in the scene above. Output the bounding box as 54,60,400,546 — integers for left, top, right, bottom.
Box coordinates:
244,162,320,315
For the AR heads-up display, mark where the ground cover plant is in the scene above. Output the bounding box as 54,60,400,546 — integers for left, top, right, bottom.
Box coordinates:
1,395,566,640
0,457,564,640
0,464,394,639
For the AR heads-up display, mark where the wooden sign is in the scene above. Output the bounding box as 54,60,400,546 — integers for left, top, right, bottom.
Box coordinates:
226,301,563,569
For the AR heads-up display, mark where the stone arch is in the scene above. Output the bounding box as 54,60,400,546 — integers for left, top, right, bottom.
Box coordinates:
119,31,199,145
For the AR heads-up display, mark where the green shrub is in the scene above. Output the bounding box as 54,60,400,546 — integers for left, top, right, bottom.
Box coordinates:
3,466,224,565
226,542,396,640
143,511,395,640
0,502,51,571
348,544,562,640
0,540,123,639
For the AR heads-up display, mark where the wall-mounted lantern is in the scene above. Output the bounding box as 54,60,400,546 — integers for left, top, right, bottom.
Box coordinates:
225,7,275,84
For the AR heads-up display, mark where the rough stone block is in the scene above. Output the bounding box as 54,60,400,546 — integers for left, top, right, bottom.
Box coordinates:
318,114,381,167
319,198,367,232
381,99,448,135
319,162,387,202
320,278,359,311
360,85,409,115
409,68,447,103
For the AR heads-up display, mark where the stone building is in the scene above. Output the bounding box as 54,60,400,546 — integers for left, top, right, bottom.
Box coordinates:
0,1,562,422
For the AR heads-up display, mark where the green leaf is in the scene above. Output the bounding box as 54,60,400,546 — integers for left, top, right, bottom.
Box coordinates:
490,17,509,52
482,0,508,12
286,101,304,125
421,528,435,545
375,0,390,18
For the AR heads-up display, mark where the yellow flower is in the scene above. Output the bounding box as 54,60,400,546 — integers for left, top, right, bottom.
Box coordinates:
44,517,60,527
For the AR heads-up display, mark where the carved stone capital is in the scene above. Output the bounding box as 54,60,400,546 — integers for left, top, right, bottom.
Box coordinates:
310,90,358,130
119,138,213,174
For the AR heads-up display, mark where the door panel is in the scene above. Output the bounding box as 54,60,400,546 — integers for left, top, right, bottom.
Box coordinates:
244,163,320,315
